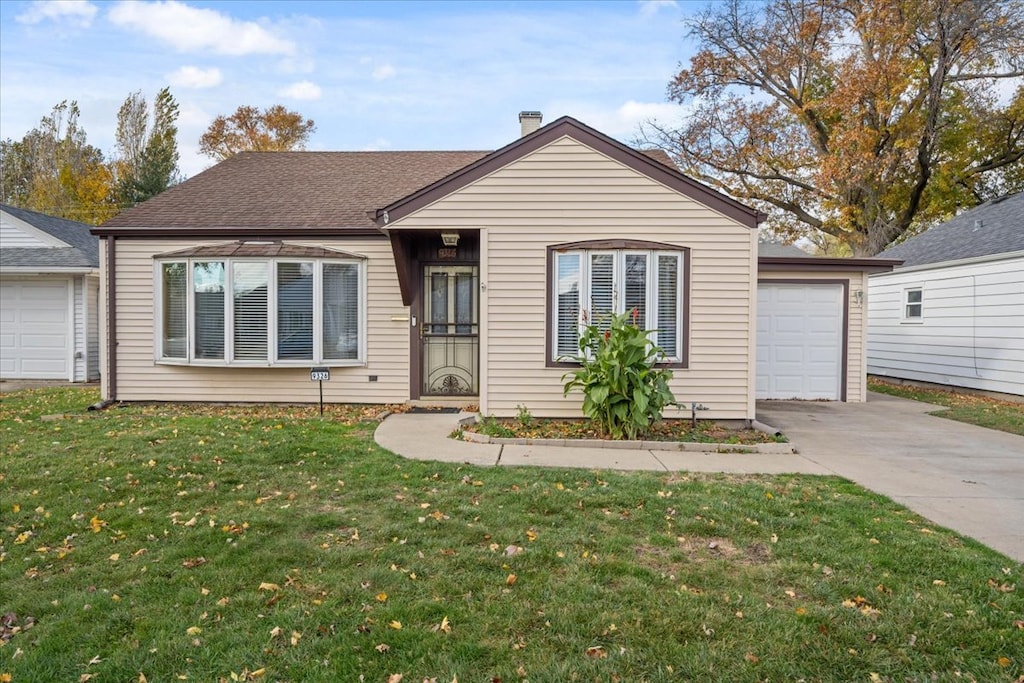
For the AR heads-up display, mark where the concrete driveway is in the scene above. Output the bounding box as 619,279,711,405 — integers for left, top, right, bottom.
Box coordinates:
756,392,1024,562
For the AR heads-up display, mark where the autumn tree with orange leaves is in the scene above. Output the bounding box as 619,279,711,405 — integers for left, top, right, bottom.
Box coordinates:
198,105,316,161
645,0,1024,255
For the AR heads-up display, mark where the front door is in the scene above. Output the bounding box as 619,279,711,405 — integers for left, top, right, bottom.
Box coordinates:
421,264,478,395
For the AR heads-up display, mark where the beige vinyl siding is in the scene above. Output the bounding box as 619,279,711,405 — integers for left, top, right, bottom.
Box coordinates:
392,136,757,419
759,270,870,402
109,237,409,403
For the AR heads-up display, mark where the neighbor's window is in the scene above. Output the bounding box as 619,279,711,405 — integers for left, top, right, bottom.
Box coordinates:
552,248,684,364
157,257,364,365
903,287,923,321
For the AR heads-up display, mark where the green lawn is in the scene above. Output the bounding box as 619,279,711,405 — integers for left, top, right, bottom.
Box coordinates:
869,378,1024,436
1,388,1021,682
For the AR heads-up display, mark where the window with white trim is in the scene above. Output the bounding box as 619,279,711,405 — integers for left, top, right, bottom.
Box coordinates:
903,286,923,322
156,257,364,365
552,249,684,362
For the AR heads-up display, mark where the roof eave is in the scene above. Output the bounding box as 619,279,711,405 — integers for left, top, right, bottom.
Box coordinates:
91,225,388,239
872,249,1024,275
758,256,903,274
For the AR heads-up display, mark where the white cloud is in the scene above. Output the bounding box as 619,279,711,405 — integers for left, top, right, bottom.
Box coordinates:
372,63,396,80
554,100,683,138
107,1,294,56
16,0,98,27
279,80,322,100
167,65,222,89
362,138,393,151
638,0,678,19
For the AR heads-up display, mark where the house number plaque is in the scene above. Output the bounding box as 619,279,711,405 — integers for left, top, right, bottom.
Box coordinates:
437,247,457,259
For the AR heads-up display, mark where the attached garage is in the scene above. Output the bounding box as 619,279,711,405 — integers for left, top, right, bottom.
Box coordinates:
756,281,845,400
756,244,903,402
0,278,72,379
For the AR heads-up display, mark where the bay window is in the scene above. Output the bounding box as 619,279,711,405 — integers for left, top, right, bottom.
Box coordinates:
156,254,364,365
550,242,687,365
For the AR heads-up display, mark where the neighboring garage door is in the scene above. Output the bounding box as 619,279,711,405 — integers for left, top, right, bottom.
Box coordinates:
757,282,844,400
0,278,71,380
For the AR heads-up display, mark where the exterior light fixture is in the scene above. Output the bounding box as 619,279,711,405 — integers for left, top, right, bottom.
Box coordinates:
441,232,460,247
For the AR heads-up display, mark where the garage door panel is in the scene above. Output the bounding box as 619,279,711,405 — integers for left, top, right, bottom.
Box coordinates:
0,279,71,379
757,282,843,400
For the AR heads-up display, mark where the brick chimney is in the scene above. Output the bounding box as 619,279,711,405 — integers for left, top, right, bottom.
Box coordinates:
519,111,542,137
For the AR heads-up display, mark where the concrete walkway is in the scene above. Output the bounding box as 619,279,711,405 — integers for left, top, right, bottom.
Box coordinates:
374,393,1024,561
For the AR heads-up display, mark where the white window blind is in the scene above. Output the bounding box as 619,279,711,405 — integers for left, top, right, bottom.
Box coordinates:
156,256,364,366
555,252,581,358
233,262,268,360
552,248,684,363
323,262,359,360
656,254,679,358
161,262,187,359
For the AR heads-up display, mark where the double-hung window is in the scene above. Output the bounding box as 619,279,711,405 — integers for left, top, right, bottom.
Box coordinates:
903,286,923,322
156,250,365,366
550,242,686,365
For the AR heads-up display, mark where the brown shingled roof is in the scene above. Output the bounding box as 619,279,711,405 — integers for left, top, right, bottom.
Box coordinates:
100,150,489,230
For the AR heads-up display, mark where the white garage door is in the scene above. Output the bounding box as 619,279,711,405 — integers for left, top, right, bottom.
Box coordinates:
0,279,71,380
757,282,844,400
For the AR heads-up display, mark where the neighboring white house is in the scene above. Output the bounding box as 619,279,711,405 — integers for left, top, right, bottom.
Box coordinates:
867,193,1024,397
0,204,101,382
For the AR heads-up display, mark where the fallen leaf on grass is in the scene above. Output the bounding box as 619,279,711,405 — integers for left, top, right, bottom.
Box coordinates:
258,582,280,592
186,626,202,636
376,592,388,602
375,643,390,653
744,652,760,664
89,517,106,533
585,646,607,659
387,675,403,683
431,616,451,634
506,574,517,586
388,621,402,630
997,656,1010,667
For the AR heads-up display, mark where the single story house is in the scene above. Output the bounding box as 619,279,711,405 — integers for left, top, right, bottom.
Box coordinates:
1,204,101,381
868,193,1023,397
92,114,898,420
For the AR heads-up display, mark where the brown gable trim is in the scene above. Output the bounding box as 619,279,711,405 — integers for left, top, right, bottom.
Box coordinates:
377,116,764,229
155,241,366,260
758,256,902,274
92,226,386,239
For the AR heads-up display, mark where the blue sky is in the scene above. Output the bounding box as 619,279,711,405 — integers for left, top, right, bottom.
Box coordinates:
0,0,698,178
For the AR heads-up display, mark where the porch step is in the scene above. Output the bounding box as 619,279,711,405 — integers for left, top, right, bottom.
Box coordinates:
408,398,478,411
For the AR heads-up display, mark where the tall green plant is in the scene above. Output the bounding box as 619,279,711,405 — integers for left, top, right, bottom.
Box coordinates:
562,311,676,439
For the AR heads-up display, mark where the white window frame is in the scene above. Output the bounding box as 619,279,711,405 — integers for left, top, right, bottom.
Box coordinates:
902,286,924,323
551,248,684,363
153,257,366,366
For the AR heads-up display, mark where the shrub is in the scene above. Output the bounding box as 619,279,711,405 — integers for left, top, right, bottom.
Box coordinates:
561,310,676,439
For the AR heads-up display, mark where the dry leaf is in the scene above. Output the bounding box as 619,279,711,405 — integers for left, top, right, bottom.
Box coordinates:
388,675,403,683
375,643,390,653
506,573,518,586
290,630,302,646
388,620,402,630
585,646,607,659
376,592,388,602
744,652,760,664
186,626,202,636
258,582,280,592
